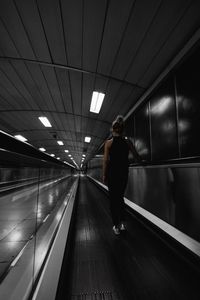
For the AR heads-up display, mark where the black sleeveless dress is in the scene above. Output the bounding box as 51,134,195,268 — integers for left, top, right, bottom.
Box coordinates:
107,136,129,226
108,136,129,180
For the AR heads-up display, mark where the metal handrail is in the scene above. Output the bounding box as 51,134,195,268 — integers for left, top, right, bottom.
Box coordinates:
129,156,200,169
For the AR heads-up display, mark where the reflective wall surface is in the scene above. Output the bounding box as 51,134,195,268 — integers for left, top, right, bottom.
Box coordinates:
123,43,200,163
176,49,200,157
149,78,179,160
87,163,200,243
0,149,75,294
126,166,200,242
134,103,151,160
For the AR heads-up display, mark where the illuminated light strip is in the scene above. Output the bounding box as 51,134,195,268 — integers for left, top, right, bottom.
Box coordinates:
85,136,91,143
38,116,52,127
90,91,105,113
14,135,27,142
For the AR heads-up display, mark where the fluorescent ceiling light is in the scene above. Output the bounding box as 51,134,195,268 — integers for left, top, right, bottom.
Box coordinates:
90,91,105,113
68,154,72,157
50,154,55,157
14,135,27,142
38,116,52,127
85,136,91,143
82,154,86,157
64,150,69,153
57,157,60,160
39,147,46,152
57,141,64,145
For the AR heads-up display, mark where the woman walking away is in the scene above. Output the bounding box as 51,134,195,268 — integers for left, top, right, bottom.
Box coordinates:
103,115,141,235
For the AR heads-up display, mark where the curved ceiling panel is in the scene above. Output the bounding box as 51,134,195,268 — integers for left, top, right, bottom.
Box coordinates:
0,0,200,167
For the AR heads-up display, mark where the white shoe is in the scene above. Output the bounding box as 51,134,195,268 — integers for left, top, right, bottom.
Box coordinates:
119,223,126,231
113,226,120,235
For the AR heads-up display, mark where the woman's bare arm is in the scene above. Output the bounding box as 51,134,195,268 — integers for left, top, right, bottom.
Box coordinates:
127,139,141,162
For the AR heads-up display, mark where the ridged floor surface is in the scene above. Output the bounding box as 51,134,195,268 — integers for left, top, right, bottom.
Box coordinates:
56,177,200,300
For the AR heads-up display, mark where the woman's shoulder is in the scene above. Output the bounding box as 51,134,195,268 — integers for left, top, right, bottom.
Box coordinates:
123,137,134,149
105,138,113,146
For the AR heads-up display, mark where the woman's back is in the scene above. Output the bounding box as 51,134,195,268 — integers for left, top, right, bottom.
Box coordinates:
109,136,129,172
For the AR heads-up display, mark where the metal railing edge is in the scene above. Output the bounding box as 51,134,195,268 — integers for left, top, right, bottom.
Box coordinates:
31,177,79,300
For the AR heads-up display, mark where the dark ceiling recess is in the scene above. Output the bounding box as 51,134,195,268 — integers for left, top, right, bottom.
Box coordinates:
51,132,58,139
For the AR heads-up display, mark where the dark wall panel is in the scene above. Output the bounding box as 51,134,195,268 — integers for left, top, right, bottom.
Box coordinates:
176,48,200,158
172,168,200,241
124,114,134,139
125,167,174,224
124,115,139,163
134,103,151,160
150,78,179,160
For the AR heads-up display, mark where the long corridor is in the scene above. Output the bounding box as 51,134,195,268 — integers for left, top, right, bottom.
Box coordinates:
56,176,200,300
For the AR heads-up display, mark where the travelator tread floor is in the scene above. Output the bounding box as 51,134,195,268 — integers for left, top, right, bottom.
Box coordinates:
56,176,200,300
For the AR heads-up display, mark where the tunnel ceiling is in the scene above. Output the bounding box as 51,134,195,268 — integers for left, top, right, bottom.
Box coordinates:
0,0,200,168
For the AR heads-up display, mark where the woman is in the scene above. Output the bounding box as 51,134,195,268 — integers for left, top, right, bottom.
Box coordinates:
103,115,141,235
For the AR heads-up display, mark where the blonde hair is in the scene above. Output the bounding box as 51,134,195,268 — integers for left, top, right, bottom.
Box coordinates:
112,115,124,134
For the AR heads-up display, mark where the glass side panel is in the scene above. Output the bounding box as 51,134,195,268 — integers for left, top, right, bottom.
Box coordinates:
0,165,39,283
149,77,179,160
0,150,75,298
176,47,200,158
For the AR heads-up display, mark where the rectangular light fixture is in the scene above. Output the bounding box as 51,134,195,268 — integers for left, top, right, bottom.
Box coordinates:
90,91,105,113
57,141,64,145
39,147,46,152
64,149,69,153
85,136,91,143
14,135,27,142
38,116,52,127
